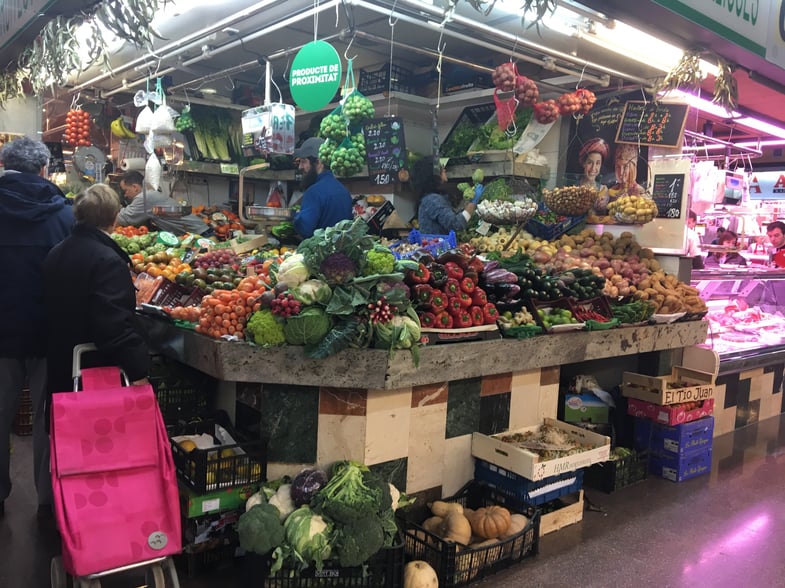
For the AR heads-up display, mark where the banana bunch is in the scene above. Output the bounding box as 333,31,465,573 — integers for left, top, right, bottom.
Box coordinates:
111,116,136,139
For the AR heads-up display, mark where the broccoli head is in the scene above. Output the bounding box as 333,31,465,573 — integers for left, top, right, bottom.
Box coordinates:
334,516,385,568
246,309,286,347
310,460,381,524
237,503,285,555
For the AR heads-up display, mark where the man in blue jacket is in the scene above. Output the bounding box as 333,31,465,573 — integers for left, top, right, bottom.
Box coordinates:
0,137,74,517
292,137,353,238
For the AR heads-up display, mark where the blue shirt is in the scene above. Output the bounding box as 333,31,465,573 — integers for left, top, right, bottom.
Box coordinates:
417,192,469,235
293,171,353,238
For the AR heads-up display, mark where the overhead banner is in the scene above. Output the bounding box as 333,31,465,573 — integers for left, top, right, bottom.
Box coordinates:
289,41,342,111
748,171,785,200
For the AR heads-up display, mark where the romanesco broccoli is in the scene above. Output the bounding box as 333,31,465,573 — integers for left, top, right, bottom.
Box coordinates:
363,248,395,276
246,309,286,347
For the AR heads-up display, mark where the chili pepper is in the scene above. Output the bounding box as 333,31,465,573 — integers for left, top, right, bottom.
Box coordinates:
447,296,463,315
471,289,488,306
482,302,499,324
470,305,485,326
418,311,436,328
454,309,473,328
444,278,461,297
434,310,453,329
444,261,464,280
458,291,473,308
405,263,430,285
413,284,434,307
460,276,475,294
428,262,448,288
430,291,448,313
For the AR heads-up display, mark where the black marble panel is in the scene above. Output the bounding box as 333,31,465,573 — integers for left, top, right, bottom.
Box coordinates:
446,377,481,439
369,457,408,492
734,378,752,430
260,383,319,463
717,372,740,410
479,392,511,435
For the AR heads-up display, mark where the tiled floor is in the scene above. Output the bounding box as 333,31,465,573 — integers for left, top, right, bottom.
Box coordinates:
3,414,785,588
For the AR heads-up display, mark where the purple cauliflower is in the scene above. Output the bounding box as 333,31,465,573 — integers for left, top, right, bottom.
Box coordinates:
320,252,357,285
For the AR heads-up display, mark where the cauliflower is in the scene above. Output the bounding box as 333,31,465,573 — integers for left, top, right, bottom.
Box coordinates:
363,248,395,276
268,483,296,521
277,253,310,288
246,309,286,347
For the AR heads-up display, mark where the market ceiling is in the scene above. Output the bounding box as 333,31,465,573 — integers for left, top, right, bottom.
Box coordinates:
5,0,785,148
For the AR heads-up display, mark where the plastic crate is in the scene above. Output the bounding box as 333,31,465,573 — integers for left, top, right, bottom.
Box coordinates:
583,449,649,493
525,204,586,241
244,539,404,587
170,411,267,494
398,481,539,587
390,229,458,260
149,355,214,425
178,542,240,578
358,62,413,95
474,459,583,506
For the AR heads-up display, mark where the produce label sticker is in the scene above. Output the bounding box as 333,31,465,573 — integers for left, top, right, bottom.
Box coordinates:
289,41,342,111
220,163,239,175
475,220,492,235
201,498,221,513
513,119,555,154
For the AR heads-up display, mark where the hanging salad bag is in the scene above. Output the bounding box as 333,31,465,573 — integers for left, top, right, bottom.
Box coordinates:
145,153,162,191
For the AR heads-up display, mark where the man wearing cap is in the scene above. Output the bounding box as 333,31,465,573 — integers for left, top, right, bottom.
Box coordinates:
292,137,353,238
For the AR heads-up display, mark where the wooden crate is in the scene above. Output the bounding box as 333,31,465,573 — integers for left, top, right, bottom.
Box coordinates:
538,490,584,537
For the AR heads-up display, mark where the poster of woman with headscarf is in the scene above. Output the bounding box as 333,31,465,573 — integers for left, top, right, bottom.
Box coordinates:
566,92,650,224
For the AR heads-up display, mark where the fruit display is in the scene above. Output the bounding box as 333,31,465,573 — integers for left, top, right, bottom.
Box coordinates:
477,197,538,225
195,276,266,339
64,109,91,146
174,105,196,132
110,116,136,139
542,185,599,216
537,307,579,329
608,195,658,224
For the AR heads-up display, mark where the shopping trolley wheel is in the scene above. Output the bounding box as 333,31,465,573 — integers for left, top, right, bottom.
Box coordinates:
144,563,166,588
50,556,68,588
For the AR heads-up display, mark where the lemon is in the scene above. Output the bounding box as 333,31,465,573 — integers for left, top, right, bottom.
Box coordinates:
179,440,197,453
220,448,235,459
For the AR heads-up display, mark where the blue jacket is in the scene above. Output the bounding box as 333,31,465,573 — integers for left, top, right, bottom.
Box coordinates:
0,172,74,357
293,171,353,238
417,192,469,235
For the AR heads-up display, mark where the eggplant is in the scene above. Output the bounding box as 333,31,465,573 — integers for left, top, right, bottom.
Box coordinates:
494,299,525,313
494,282,521,300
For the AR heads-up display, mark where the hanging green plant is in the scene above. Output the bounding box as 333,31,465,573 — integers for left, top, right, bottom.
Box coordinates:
18,16,85,94
0,70,25,109
712,56,739,113
446,0,557,29
657,49,703,97
94,0,167,50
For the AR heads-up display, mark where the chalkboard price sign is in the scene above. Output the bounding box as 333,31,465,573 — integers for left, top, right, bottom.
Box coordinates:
362,116,407,185
615,101,689,148
651,173,685,219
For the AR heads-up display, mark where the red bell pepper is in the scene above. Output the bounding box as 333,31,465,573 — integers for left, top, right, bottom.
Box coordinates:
447,296,463,315
470,305,485,326
430,291,448,313
413,284,434,307
471,289,488,306
458,291,473,308
460,276,475,294
454,309,473,328
444,278,461,297
444,261,464,280
434,310,454,329
482,302,499,324
405,263,431,285
418,311,436,328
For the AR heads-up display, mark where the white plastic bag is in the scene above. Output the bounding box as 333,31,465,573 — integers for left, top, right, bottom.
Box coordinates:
135,105,154,134
145,154,162,191
151,104,178,134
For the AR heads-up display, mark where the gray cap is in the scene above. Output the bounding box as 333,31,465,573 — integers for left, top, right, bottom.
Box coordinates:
292,137,325,159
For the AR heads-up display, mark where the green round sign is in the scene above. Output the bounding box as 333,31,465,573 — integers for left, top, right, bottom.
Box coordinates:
289,41,342,111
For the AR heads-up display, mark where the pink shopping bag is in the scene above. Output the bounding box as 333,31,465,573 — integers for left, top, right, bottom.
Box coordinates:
50,378,181,577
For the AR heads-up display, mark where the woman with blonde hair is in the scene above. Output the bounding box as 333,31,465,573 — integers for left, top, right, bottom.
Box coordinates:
43,183,150,400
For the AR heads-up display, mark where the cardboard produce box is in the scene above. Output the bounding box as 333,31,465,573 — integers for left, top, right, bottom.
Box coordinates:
472,418,610,481
634,416,714,456
649,447,712,482
627,397,714,426
621,366,715,405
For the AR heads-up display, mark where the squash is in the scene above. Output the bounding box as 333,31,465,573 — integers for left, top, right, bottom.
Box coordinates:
469,505,511,539
472,538,502,565
422,516,444,536
440,511,472,545
403,560,439,588
498,513,528,540
429,500,463,518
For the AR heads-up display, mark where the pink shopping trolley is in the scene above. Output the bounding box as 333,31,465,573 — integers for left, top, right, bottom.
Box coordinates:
49,344,182,588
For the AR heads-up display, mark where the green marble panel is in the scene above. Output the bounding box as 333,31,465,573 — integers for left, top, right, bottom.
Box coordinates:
369,457,408,492
261,383,319,463
446,377,481,439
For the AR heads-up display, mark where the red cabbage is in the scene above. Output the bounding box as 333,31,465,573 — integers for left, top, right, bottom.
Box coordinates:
291,468,328,507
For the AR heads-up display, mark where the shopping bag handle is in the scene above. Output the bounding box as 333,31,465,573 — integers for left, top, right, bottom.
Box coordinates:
71,343,130,390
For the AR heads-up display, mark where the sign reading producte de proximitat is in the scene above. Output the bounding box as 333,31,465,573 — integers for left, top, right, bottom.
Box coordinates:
288,41,342,111
362,116,407,185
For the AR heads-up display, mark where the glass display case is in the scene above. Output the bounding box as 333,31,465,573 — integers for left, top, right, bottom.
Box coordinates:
691,268,785,368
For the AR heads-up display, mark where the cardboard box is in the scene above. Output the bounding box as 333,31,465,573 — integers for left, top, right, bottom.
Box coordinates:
420,325,500,345
634,416,714,456
538,490,584,537
621,366,715,405
179,482,260,519
471,418,611,481
564,393,610,424
649,447,712,482
229,234,267,254
627,397,714,426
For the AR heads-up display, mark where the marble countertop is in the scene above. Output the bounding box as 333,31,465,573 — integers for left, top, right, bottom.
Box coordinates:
142,317,708,389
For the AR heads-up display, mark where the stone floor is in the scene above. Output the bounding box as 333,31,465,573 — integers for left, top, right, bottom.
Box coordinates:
2,413,784,588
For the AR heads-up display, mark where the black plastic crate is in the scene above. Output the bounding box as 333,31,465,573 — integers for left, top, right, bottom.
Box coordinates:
149,355,214,424
358,63,414,95
244,538,404,587
398,481,539,587
178,542,241,578
170,411,267,494
583,448,649,493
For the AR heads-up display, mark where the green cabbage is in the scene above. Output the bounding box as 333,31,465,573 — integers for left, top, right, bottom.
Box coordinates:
283,307,332,346
293,279,332,305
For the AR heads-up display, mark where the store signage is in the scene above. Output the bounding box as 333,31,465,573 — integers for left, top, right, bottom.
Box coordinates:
615,101,689,148
748,171,785,200
650,173,685,218
362,116,406,185
288,41,341,111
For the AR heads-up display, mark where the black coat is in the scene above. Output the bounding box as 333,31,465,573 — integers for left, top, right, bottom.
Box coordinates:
43,224,150,395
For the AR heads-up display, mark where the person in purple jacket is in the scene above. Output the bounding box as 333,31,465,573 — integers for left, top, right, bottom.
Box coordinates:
292,137,353,238
0,137,74,517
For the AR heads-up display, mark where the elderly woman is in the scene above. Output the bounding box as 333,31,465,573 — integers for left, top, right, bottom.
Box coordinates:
43,183,150,398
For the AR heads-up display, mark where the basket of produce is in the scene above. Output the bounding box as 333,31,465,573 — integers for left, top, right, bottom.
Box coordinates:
476,196,538,225
152,204,192,218
398,480,539,587
608,194,658,225
542,185,599,216
524,205,586,241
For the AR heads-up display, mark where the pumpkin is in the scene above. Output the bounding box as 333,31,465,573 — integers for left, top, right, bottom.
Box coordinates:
498,513,528,540
468,505,511,539
440,511,472,544
403,560,439,588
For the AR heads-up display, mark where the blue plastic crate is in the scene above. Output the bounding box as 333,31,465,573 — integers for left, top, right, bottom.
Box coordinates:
390,229,457,260
634,416,714,456
649,446,712,482
525,203,585,241
474,459,583,506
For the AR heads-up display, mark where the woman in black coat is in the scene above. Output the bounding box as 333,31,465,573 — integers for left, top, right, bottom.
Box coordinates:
43,183,150,396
